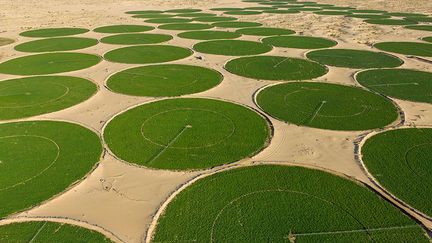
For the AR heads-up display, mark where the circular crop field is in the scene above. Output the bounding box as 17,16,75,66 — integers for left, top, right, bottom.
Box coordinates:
347,14,390,19
0,53,101,75
14,37,98,52
350,9,388,14
192,16,238,22
224,10,262,15
20,28,89,38
158,23,213,30
210,7,243,11
100,33,172,45
193,40,272,56
0,76,97,120
374,41,432,57
306,49,403,68
93,24,154,33
104,45,192,64
165,8,202,13
356,68,432,104
152,165,430,242
365,19,418,25
145,18,192,24
132,13,174,19
262,35,337,49
314,10,349,15
405,25,432,31
362,128,432,218
225,56,328,80
406,16,432,23
0,121,102,217
263,9,300,14
0,221,112,242
175,13,216,17
211,21,262,28
103,98,271,170
178,30,241,40
107,64,222,97
0,37,14,46
235,27,295,36
256,82,398,130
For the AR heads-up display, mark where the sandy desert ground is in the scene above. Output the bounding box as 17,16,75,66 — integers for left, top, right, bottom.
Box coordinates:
0,0,432,242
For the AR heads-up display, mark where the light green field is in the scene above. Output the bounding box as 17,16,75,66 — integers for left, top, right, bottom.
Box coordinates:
193,40,272,56
100,33,172,45
19,28,89,38
104,45,192,64
14,37,98,52
153,165,430,242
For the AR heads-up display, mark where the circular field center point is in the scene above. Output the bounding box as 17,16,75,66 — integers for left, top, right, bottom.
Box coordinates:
405,25,432,31
256,82,399,130
262,35,337,49
362,128,432,218
365,19,418,25
107,64,222,97
165,9,202,13
235,27,295,36
224,10,263,15
192,16,238,22
306,49,403,68
100,33,172,45
19,28,89,38
0,52,101,75
178,30,241,40
374,41,432,57
0,75,97,120
14,37,98,52
145,18,192,24
211,21,262,28
93,24,154,33
158,23,213,30
103,98,271,170
225,55,328,80
0,37,14,46
0,121,102,218
152,165,429,242
0,222,111,242
104,45,192,64
193,40,272,56
356,68,432,104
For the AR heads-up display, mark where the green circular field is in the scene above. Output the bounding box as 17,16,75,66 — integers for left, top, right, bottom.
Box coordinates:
210,8,243,11
224,10,263,15
365,19,418,25
192,16,238,22
0,222,111,242
100,33,172,45
405,25,432,31
178,30,241,40
145,18,192,24
347,14,391,19
0,37,14,46
0,121,102,218
103,98,271,170
193,40,272,56
423,37,432,43
0,53,101,75
314,10,349,15
263,9,300,14
390,12,427,17
0,76,97,120
93,24,154,33
356,68,432,104
235,27,295,36
20,28,89,38
350,9,388,14
104,45,192,64
165,9,202,13
158,23,213,30
14,37,98,52
152,165,430,242
406,16,432,23
306,49,403,68
256,82,398,130
107,64,222,97
262,35,337,49
211,21,262,28
374,42,432,57
132,13,174,19
176,13,216,17
225,56,328,80
362,128,432,218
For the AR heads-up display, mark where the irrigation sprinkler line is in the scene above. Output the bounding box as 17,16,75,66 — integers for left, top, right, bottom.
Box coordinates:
368,82,419,87
28,221,47,243
273,57,290,68
307,100,327,124
293,224,419,237
147,125,191,164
